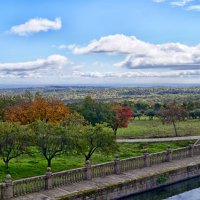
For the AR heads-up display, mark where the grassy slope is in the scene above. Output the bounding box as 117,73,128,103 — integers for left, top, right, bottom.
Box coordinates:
117,119,200,139
0,141,192,181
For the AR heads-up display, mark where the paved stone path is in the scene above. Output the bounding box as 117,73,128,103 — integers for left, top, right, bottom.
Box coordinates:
14,155,200,200
117,135,200,143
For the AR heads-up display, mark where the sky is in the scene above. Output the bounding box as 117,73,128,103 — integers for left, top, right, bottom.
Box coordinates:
1,0,200,86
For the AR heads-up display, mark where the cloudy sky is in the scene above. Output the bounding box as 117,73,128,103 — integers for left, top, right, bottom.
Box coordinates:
1,0,200,86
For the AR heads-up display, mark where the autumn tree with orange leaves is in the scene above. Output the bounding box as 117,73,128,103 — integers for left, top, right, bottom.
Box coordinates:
4,97,70,124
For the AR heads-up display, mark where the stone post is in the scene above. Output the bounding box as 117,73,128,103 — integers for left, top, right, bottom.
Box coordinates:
2,174,13,199
85,160,92,180
45,167,53,189
166,145,173,162
114,154,121,175
144,150,150,167
188,144,194,157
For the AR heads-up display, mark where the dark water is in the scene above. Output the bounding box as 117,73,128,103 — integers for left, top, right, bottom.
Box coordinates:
120,176,200,200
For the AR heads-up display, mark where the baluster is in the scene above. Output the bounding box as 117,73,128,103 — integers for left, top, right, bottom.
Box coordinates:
22,183,25,194
25,181,28,194
37,180,39,191
30,180,33,193
15,185,19,196
66,173,69,184
61,175,64,185
32,181,35,193
53,176,56,187
74,172,76,182
34,180,37,192
58,175,61,186
60,175,62,185
37,179,40,191
64,174,66,185
144,150,150,167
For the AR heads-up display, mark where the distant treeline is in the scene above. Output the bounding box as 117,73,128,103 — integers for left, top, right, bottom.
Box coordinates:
0,86,200,104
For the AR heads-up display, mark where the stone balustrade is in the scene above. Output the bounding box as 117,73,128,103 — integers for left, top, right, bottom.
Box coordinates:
13,175,46,197
0,143,199,199
91,161,115,178
53,167,85,187
121,155,145,172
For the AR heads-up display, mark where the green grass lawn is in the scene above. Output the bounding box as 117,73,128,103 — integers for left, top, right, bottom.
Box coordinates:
117,119,200,139
0,140,192,182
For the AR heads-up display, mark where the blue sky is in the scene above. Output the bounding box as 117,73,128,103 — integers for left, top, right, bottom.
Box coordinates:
1,0,200,85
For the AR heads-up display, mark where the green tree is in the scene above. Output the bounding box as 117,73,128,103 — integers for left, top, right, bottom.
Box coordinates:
189,109,200,119
133,101,150,113
31,121,72,167
0,95,23,121
0,122,31,169
71,124,117,161
72,96,114,126
145,109,156,120
61,112,87,126
134,111,142,120
153,103,162,111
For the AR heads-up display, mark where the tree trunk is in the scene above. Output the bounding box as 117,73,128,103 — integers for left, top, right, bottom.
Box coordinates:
47,159,51,167
85,155,90,161
113,128,117,136
5,160,9,170
172,121,178,137
85,151,93,161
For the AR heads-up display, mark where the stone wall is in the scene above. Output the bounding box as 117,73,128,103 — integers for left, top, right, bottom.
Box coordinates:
1,144,200,199
59,163,200,200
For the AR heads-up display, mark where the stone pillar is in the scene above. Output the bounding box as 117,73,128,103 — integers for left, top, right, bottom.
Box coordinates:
2,174,13,199
45,167,53,189
166,145,173,162
85,160,92,180
188,144,194,157
144,150,150,167
114,154,121,175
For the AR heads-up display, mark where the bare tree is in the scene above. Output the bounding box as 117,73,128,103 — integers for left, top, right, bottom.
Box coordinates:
158,101,188,137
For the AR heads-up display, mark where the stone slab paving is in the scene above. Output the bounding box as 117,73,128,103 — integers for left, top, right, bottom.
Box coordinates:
117,135,200,143
13,155,200,200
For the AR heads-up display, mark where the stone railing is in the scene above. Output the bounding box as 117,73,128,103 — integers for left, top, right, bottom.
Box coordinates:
53,167,85,187
13,175,46,197
91,161,115,178
121,155,145,172
0,143,199,199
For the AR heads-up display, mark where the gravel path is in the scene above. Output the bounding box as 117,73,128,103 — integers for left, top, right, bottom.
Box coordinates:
117,136,200,143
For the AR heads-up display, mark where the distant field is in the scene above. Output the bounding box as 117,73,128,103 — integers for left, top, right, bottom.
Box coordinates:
0,141,192,181
117,119,200,139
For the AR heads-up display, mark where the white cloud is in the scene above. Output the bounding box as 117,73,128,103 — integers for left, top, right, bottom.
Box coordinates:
170,0,194,7
153,0,166,3
57,44,68,49
71,34,200,70
0,55,68,78
153,0,200,10
52,44,69,49
187,4,200,10
10,17,62,36
71,34,149,54
73,70,200,78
